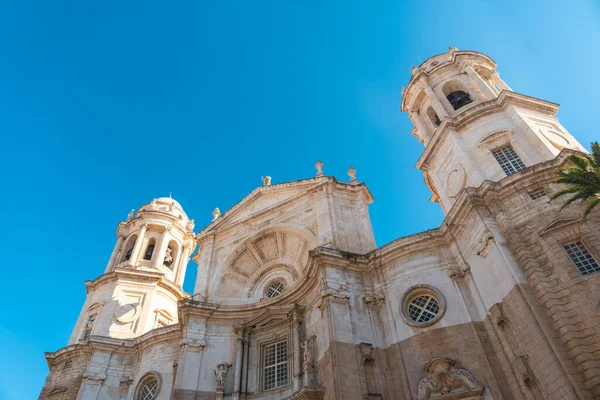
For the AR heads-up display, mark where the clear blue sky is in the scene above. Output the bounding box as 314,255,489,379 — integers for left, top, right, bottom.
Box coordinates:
1,1,600,398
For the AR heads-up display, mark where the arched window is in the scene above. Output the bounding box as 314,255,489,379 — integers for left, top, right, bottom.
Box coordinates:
121,235,138,262
144,238,156,261
442,80,473,111
136,373,161,400
164,241,178,269
446,90,472,110
265,280,286,298
426,106,441,126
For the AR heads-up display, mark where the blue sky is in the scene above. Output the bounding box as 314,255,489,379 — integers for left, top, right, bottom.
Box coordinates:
1,1,600,398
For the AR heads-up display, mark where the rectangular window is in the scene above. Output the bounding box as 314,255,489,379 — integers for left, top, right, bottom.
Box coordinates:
529,189,547,200
492,146,526,176
263,340,288,391
564,241,600,275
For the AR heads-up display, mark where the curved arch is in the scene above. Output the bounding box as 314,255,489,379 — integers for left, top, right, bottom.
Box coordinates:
245,262,299,298
120,234,138,263
210,224,318,302
134,372,162,400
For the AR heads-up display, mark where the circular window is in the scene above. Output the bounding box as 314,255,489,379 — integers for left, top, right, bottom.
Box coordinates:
401,285,446,327
136,373,160,400
266,280,286,298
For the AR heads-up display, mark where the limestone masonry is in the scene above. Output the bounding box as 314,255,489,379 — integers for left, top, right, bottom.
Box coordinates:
40,48,600,400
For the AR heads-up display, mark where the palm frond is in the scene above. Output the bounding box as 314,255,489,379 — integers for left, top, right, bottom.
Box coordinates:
582,198,600,223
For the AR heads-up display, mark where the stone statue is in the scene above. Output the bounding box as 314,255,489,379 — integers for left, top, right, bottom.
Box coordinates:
262,176,271,186
127,209,135,221
212,208,221,221
150,198,157,210
214,363,231,388
301,339,312,366
164,247,174,266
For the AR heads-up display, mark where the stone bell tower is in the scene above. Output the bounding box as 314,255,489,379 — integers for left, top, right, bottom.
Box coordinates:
401,47,586,212
68,197,197,344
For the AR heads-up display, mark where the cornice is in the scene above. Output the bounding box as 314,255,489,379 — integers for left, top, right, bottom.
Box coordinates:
416,91,560,170
85,268,189,300
45,326,182,364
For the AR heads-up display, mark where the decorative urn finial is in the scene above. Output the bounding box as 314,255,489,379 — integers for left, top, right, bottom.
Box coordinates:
348,166,358,184
212,208,221,221
262,176,272,186
315,160,324,177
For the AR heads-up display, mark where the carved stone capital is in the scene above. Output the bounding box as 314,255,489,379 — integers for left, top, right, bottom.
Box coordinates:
180,338,206,351
449,265,471,281
363,292,386,307
119,375,134,388
83,372,106,385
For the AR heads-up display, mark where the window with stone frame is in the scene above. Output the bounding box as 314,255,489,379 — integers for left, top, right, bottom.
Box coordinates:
529,189,547,200
265,280,286,298
136,374,160,400
263,339,288,391
491,145,526,176
563,241,600,275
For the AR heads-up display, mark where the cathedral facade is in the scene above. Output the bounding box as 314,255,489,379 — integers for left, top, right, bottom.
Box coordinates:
40,48,600,400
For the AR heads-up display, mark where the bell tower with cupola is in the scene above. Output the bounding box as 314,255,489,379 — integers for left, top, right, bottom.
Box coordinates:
401,47,586,212
68,197,197,344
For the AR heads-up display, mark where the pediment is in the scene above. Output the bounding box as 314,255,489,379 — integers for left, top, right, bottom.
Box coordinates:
199,178,327,236
539,217,579,237
241,304,299,331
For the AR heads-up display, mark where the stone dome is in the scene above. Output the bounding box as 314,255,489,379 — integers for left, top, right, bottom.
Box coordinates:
139,197,186,216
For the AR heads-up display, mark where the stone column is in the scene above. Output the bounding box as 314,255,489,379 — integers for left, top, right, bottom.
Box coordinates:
128,224,147,266
76,373,106,400
233,333,244,400
463,64,497,100
175,242,192,287
240,333,250,400
292,315,302,390
151,228,170,270
411,111,432,143
105,235,124,273
490,71,512,92
424,85,449,119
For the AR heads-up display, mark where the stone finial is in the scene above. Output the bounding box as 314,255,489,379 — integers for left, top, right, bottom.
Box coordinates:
348,166,358,184
212,208,221,221
262,176,271,186
449,46,458,54
186,219,195,232
315,160,324,177
127,209,135,221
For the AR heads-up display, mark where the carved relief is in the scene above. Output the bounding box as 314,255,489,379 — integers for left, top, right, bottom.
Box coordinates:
417,358,483,400
111,291,145,334
475,234,494,258
446,164,467,198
